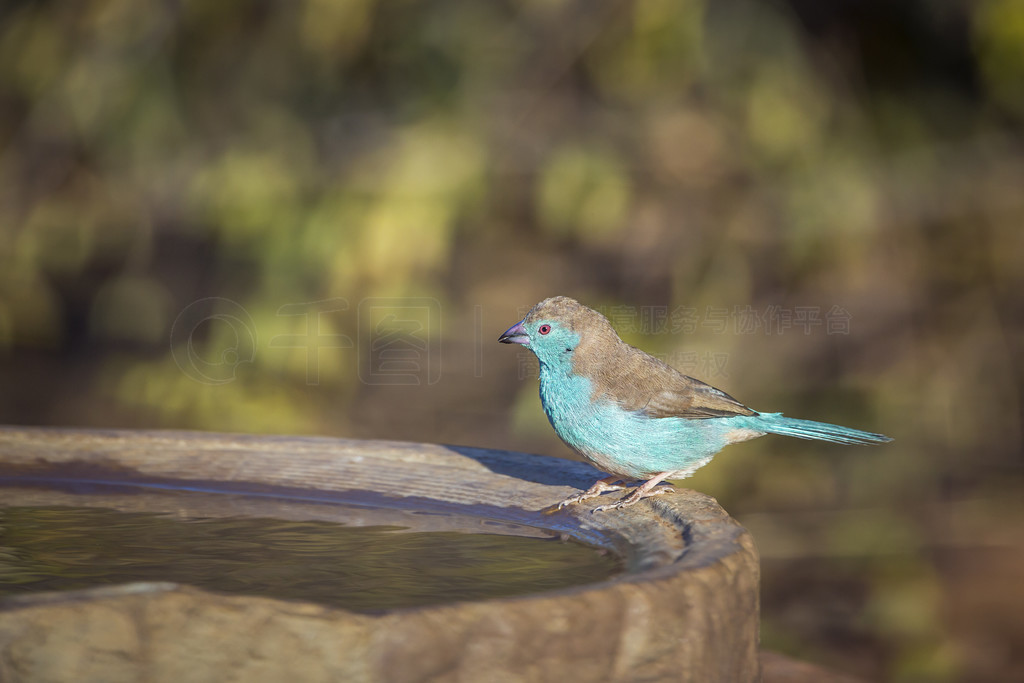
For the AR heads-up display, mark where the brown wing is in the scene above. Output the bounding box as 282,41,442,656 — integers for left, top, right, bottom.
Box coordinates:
640,374,756,419
580,340,757,419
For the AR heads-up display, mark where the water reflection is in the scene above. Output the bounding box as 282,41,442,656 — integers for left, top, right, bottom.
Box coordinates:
0,505,621,613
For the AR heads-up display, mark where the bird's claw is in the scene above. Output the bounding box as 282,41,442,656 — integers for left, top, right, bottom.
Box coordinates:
552,477,628,511
555,495,585,510
590,485,677,513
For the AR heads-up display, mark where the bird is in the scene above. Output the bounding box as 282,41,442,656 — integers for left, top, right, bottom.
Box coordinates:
498,296,892,512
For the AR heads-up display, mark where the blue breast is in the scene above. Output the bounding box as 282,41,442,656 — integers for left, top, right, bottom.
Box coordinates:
539,364,759,479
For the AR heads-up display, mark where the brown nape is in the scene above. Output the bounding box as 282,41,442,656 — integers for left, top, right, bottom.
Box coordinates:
529,296,757,420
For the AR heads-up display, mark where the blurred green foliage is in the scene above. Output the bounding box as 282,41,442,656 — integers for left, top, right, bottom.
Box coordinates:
1,0,1022,680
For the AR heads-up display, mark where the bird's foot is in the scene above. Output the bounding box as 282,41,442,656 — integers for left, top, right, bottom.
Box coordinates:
553,476,627,511
553,494,588,510
592,484,677,513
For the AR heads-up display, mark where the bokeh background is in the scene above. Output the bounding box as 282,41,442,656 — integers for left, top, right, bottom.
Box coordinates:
1,0,1022,680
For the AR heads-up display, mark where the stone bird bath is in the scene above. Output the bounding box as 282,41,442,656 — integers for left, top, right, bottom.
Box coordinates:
0,427,759,682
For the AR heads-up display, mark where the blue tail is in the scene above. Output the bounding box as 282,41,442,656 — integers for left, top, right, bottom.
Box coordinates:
755,413,892,445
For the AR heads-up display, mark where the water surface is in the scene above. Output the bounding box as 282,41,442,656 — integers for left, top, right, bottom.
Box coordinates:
0,504,620,612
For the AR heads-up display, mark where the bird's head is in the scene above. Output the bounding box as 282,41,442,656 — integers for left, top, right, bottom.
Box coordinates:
498,296,617,368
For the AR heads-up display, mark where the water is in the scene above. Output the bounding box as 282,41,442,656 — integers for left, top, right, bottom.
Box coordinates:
0,504,621,612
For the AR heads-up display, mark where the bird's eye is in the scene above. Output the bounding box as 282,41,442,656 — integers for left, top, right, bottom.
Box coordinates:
538,324,551,335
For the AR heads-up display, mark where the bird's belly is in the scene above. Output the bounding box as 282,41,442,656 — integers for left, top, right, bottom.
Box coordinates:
540,373,761,479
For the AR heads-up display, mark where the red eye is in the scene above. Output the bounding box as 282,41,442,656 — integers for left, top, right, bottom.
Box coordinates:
538,324,551,335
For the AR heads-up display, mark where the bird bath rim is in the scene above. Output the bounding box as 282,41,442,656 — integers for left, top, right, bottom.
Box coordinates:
0,426,743,581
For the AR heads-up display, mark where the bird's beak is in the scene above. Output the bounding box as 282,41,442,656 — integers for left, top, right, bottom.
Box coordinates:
498,319,529,346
